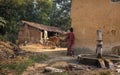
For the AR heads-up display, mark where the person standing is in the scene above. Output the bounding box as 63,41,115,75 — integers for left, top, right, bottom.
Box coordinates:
67,27,75,56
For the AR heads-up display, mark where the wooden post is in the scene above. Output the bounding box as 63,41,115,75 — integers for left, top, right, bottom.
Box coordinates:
44,30,48,44
40,31,43,44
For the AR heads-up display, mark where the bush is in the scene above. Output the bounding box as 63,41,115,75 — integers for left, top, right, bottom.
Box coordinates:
0,35,3,39
0,35,4,40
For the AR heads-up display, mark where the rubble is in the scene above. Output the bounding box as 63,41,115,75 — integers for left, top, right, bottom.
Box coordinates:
0,40,23,61
65,63,91,71
115,62,120,73
116,69,120,73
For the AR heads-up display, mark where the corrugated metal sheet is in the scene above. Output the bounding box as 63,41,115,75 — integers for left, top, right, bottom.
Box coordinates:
20,20,65,33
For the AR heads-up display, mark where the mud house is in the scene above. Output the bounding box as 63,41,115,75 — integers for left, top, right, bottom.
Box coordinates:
71,0,120,49
18,20,64,44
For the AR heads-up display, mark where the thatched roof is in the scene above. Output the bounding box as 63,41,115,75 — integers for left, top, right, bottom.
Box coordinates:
20,20,65,33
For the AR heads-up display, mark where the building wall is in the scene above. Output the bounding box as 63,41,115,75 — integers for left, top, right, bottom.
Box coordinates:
71,0,120,50
28,26,40,43
18,24,40,43
18,25,27,43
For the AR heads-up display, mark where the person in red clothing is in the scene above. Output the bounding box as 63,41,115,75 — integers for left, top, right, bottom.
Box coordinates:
67,27,75,56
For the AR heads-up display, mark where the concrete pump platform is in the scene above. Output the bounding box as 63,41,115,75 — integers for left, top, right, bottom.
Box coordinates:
77,54,120,69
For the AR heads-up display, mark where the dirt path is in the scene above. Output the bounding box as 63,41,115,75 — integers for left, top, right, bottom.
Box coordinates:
20,44,66,52
20,44,75,62
21,44,118,75
21,44,78,75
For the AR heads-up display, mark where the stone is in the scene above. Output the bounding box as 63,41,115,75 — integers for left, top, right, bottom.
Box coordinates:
44,67,63,73
116,69,120,73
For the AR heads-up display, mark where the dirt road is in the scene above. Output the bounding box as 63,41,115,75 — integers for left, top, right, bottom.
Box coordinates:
21,44,78,75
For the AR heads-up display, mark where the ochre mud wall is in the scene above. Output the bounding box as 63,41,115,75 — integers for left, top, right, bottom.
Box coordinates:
18,25,40,43
71,0,120,50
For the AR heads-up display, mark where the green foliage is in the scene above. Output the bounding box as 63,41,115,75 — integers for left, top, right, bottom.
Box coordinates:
49,0,71,30
1,59,34,75
0,34,4,40
0,17,6,27
0,17,7,36
28,53,48,63
0,0,53,42
0,53,48,75
0,0,72,42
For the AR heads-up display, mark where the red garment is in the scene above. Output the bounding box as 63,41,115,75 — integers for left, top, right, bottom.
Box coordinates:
67,32,75,56
68,32,74,42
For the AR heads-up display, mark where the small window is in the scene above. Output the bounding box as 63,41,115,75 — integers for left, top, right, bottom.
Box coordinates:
111,0,120,2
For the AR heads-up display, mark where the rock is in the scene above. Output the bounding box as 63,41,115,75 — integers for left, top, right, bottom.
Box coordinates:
44,67,64,73
116,65,120,68
50,61,68,68
116,69,120,73
115,62,120,68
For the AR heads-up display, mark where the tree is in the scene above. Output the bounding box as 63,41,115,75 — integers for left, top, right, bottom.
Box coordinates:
0,17,6,27
16,0,52,25
49,0,72,30
0,0,53,42
0,17,6,35
0,0,72,42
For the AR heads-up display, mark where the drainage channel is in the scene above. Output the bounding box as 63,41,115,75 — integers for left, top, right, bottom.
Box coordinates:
98,59,115,70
